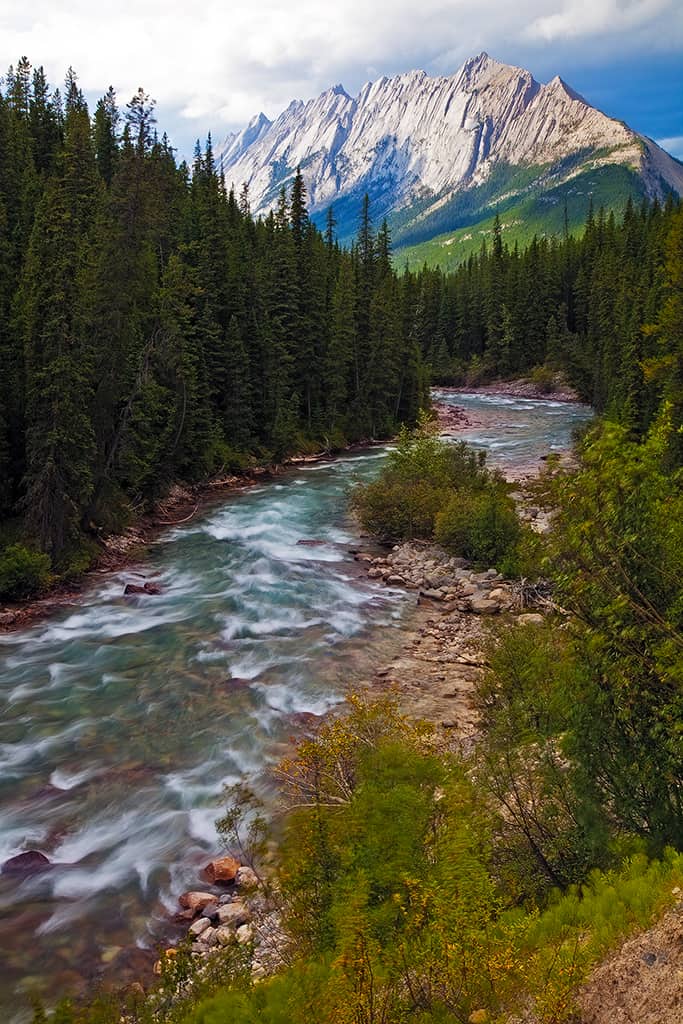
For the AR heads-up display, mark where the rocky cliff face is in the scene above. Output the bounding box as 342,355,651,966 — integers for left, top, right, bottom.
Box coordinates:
217,53,683,247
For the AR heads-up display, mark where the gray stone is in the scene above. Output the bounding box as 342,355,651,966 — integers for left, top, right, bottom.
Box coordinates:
216,901,251,928
517,613,545,626
189,917,211,939
235,866,259,890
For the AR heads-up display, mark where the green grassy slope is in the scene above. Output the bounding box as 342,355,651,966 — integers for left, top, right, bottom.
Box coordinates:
394,164,646,270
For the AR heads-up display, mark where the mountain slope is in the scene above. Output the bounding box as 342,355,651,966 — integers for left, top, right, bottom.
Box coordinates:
217,53,683,252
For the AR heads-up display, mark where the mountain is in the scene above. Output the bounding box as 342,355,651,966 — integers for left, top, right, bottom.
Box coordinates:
217,53,683,266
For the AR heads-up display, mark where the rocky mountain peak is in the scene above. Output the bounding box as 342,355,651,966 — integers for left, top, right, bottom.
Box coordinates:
216,54,683,248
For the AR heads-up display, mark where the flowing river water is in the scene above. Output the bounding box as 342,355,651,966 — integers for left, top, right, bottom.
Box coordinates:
0,392,592,1019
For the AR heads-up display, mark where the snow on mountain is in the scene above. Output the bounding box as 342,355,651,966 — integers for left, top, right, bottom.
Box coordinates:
216,53,683,242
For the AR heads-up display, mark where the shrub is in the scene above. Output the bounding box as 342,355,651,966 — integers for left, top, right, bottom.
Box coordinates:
435,486,521,567
530,364,557,393
0,543,51,600
351,419,489,543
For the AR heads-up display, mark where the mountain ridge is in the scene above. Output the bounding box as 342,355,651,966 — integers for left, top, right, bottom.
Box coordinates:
217,53,683,252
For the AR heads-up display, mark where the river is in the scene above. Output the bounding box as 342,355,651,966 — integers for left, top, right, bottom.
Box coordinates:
0,392,592,1019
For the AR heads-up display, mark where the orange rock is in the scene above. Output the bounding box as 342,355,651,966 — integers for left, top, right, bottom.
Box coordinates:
203,855,240,884
178,890,218,913
153,949,178,975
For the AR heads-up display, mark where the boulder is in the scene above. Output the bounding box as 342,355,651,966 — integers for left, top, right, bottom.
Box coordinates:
178,891,218,914
0,611,18,627
189,917,211,939
2,850,51,877
203,855,240,884
234,866,259,890
216,900,251,928
296,539,326,547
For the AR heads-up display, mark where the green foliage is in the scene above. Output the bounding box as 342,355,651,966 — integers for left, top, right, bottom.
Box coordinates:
547,411,683,847
351,418,495,544
0,542,51,598
352,418,526,571
435,485,521,567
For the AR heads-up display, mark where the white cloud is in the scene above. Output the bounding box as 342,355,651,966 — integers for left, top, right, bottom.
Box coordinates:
525,0,671,42
657,135,683,159
0,0,681,154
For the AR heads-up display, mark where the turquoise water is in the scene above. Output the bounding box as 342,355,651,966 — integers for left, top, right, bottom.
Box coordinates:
0,394,591,1017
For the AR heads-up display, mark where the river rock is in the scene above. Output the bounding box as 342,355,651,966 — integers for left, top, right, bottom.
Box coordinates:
0,611,18,626
296,539,326,547
216,900,250,928
235,866,259,890
215,926,236,948
517,613,545,626
387,575,405,585
200,902,221,921
236,923,255,945
200,926,218,948
469,594,501,615
489,587,512,608
189,916,211,939
203,855,240,883
123,581,162,596
179,891,218,914
2,850,52,876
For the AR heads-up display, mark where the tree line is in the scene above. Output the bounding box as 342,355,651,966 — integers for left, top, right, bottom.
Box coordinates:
409,198,682,445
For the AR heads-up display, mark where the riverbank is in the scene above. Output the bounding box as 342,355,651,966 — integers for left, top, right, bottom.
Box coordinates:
436,376,583,403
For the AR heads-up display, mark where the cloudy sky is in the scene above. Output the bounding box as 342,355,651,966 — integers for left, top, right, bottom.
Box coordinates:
1,0,682,160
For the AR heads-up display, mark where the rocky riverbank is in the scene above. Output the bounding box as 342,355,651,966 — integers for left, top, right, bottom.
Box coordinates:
353,540,545,744
436,376,582,403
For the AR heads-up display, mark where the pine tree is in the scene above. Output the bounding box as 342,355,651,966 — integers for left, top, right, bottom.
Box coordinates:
19,103,99,557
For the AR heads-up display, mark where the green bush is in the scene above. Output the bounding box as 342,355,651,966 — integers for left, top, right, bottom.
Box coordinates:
497,524,546,579
529,364,557,393
0,543,51,600
351,419,489,543
435,486,521,567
